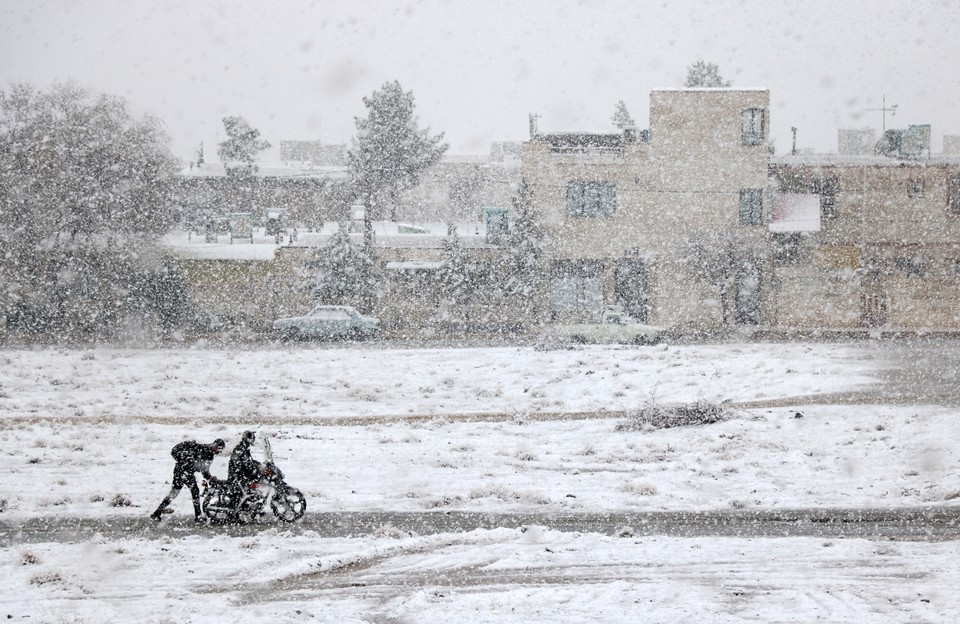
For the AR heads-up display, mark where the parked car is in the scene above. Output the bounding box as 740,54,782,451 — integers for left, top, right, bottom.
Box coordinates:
542,308,664,346
273,305,380,340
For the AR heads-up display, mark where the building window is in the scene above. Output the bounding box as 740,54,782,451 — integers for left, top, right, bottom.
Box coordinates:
894,257,924,277
949,175,960,215
549,259,605,321
773,232,809,266
739,189,763,225
741,108,765,146
735,261,762,325
811,176,838,219
566,181,616,218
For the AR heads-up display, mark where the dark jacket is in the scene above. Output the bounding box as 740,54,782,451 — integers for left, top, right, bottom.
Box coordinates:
171,441,217,481
228,439,261,485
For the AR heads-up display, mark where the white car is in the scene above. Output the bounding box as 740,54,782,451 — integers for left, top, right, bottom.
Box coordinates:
273,305,380,340
544,309,664,345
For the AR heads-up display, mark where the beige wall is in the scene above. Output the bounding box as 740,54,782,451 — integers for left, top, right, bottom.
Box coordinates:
770,161,960,330
523,89,772,331
176,244,518,336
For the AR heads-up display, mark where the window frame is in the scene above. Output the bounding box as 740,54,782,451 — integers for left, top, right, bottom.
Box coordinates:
894,256,924,277
738,188,764,226
772,232,809,266
811,175,838,219
566,181,617,218
741,108,766,146
948,175,960,215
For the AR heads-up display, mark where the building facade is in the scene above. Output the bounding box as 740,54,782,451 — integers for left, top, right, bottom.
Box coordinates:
522,88,960,335
522,89,772,332
769,156,960,331
167,89,960,338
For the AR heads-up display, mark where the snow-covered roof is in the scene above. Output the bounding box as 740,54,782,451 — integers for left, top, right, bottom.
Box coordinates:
385,260,443,271
652,87,768,92
178,162,347,178
162,222,489,260
179,153,513,178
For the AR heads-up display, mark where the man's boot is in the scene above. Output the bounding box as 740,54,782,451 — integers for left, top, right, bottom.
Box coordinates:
151,497,173,522
193,500,205,524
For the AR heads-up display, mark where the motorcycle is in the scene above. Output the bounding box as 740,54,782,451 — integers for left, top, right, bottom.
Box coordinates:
202,438,306,524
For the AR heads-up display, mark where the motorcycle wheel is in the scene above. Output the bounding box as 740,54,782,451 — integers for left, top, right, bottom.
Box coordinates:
236,493,263,525
271,488,306,522
203,486,237,524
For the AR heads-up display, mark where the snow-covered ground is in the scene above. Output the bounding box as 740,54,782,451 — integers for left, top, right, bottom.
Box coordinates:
1,342,958,622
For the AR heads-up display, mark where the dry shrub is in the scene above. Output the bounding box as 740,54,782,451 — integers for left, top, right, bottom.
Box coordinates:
616,399,732,431
29,571,62,585
109,494,132,507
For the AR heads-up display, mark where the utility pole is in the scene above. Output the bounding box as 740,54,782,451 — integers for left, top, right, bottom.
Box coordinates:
790,127,797,155
865,95,898,132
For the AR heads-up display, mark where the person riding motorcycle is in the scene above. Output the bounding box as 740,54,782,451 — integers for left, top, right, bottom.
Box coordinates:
202,430,307,524
228,430,266,492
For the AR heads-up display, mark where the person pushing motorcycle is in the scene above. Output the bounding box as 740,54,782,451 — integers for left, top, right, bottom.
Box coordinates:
151,438,226,523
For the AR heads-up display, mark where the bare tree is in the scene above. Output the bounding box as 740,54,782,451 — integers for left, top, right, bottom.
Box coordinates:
684,228,763,325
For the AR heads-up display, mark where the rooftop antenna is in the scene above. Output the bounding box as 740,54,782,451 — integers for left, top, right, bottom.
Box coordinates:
865,94,898,132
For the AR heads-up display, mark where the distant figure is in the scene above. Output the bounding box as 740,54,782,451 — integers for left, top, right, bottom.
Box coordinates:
150,438,226,523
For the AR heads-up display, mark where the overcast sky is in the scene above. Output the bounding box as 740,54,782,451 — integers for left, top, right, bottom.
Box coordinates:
2,0,957,162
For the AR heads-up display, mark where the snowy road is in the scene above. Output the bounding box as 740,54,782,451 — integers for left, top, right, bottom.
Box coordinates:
3,507,958,545
3,341,960,621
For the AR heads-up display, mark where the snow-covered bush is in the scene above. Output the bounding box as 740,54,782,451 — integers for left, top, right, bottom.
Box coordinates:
616,400,732,431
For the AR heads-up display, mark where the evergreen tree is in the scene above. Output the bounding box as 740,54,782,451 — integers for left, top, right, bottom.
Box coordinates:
437,229,475,303
217,116,270,215
502,179,544,301
684,60,732,88
611,100,636,130
347,81,448,239
304,223,379,311
217,116,271,166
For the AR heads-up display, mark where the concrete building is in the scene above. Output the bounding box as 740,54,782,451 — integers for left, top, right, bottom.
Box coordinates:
167,89,960,338
769,156,960,331
838,128,876,156
522,89,960,335
944,135,960,155
522,88,772,332
279,140,347,166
